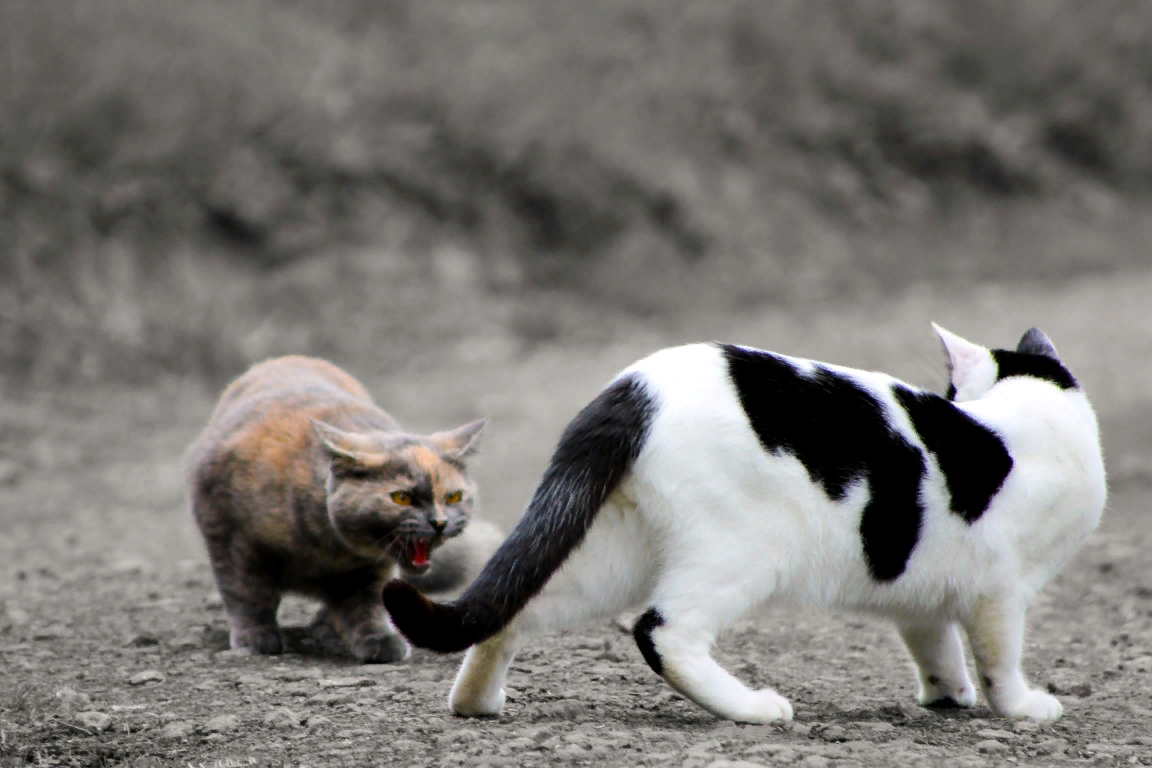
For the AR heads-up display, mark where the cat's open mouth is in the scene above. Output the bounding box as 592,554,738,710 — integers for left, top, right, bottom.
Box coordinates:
396,538,434,574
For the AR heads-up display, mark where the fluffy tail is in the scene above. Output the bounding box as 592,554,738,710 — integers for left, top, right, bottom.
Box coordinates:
383,373,656,653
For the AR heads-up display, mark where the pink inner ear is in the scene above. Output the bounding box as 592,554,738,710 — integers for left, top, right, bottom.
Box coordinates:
932,325,987,390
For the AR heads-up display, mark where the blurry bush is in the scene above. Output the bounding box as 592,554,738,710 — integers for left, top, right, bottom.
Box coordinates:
2,0,1151,385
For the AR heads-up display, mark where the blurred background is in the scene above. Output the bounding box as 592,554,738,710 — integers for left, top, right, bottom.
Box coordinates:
1,0,1151,549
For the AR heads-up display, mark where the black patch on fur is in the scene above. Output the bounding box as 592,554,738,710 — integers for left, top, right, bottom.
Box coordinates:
983,675,994,689
720,344,925,582
945,382,957,401
384,373,657,653
927,675,941,686
892,384,1014,524
991,349,1077,390
633,608,666,675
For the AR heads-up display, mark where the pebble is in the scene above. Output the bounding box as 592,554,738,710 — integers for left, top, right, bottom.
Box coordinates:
799,756,831,768
975,739,1009,754
310,692,352,706
706,761,770,768
127,669,165,686
159,721,193,739
76,711,113,732
976,728,1015,740
817,725,848,742
536,699,586,719
319,676,376,688
306,715,332,729
54,686,92,712
263,708,302,729
1070,683,1093,697
32,624,68,641
1034,737,1068,756
687,740,723,756
127,633,160,647
1012,720,1041,732
202,714,239,733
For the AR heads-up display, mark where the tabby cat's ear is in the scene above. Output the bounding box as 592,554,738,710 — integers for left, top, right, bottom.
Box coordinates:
430,418,486,461
312,420,383,473
1016,327,1060,360
931,323,996,402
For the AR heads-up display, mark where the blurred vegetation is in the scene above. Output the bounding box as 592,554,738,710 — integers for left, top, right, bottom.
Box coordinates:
3,0,1152,385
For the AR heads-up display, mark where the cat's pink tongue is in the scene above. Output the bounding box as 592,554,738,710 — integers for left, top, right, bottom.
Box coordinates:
411,540,430,566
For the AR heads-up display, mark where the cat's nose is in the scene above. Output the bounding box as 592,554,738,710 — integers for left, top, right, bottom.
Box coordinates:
429,517,446,534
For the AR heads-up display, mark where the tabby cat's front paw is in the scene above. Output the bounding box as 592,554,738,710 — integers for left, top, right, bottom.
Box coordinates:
230,626,283,655
351,632,411,664
735,688,793,724
994,688,1063,721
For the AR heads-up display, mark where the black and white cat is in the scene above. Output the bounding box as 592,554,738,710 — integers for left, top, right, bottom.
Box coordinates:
384,326,1106,722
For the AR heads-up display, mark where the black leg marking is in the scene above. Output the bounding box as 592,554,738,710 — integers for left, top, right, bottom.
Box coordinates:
633,608,665,676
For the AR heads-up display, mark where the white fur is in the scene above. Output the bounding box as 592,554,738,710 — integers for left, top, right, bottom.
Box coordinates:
448,332,1106,723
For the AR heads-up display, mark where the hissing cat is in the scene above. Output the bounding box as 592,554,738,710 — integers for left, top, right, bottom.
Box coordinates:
187,355,494,662
384,326,1106,721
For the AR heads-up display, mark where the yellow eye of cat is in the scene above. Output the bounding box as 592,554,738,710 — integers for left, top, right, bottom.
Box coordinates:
390,491,412,506
444,491,464,505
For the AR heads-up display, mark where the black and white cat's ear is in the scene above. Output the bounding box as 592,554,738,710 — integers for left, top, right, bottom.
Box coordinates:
1016,327,1060,360
931,323,997,402
431,418,486,461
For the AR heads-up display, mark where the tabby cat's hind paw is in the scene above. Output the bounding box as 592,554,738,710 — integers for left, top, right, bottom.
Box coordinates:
229,626,283,655
352,632,411,664
994,688,1063,721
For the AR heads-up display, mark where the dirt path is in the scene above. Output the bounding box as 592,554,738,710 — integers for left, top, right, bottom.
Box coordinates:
3,271,1152,767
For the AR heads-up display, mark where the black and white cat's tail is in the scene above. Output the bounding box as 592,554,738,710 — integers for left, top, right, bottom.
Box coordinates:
383,373,656,653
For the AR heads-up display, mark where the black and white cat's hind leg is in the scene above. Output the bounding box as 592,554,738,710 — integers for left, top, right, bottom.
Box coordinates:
898,621,978,709
633,589,793,723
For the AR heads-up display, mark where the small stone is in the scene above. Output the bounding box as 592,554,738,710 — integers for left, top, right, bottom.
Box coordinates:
76,711,113,732
32,624,67,641
800,756,831,768
168,634,202,650
54,687,92,712
860,721,895,732
319,677,376,688
537,699,586,719
127,633,160,647
1034,737,1068,756
687,740,723,756
306,715,332,729
818,725,848,742
1069,683,1092,697
975,739,1009,754
159,721,193,740
310,692,352,706
1012,720,1041,732
706,762,770,768
127,669,165,686
202,714,239,733
976,728,1015,740
263,708,302,729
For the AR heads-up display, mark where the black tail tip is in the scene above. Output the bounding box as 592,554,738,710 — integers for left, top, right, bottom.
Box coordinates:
381,580,474,654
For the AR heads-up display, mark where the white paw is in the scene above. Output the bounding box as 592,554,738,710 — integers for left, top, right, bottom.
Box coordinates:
996,689,1063,721
449,684,505,718
918,679,977,708
733,688,794,724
